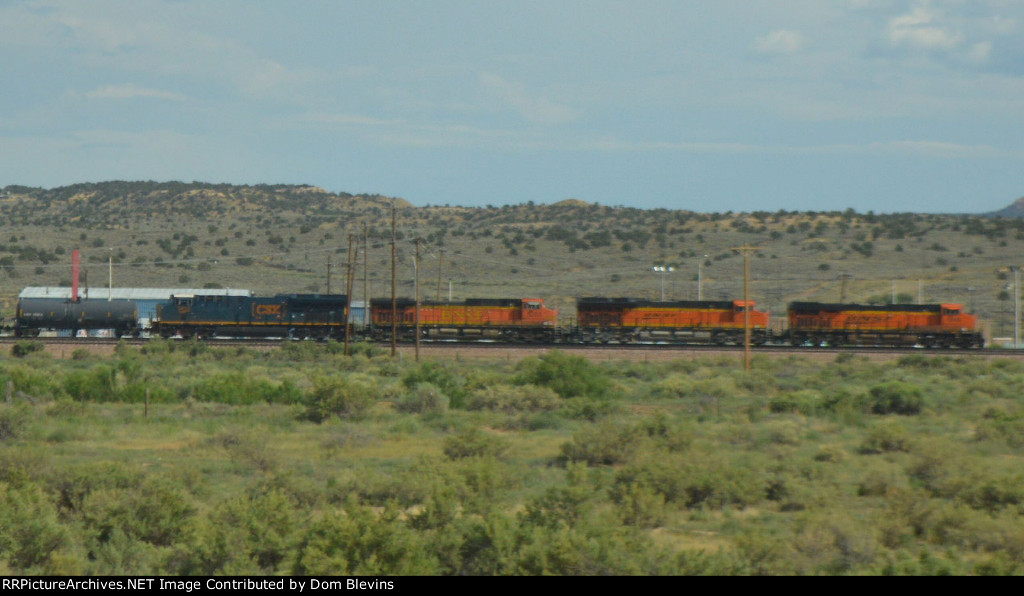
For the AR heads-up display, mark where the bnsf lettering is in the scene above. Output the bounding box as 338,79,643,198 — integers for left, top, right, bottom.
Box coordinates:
254,304,283,316
844,314,891,324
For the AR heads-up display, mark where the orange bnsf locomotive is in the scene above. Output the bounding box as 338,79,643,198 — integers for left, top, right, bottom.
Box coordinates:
573,297,771,345
368,297,558,342
787,302,983,348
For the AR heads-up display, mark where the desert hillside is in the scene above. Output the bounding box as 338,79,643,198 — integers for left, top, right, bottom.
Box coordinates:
2,182,1023,339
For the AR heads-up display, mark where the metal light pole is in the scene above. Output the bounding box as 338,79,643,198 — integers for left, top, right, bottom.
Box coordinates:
653,266,674,301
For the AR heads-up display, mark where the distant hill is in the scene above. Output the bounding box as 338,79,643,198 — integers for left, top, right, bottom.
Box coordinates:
986,197,1024,218
0,181,410,224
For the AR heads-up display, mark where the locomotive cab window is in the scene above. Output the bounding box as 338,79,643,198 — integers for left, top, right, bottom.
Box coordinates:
524,301,540,310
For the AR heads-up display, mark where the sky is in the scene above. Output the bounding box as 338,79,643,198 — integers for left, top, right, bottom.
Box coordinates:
1,0,1023,214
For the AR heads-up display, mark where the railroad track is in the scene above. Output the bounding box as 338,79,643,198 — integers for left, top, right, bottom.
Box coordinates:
2,334,1022,360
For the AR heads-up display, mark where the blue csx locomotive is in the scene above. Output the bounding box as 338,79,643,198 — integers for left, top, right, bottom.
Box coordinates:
153,293,350,339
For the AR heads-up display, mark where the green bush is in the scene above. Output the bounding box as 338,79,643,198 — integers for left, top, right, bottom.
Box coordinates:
292,499,441,575
559,396,623,421
302,375,378,422
0,403,32,441
71,348,93,360
118,383,175,404
860,421,913,454
79,476,195,548
869,381,923,415
611,454,689,506
442,428,509,461
649,374,693,399
560,421,642,466
190,371,298,405
519,465,594,530
395,383,449,415
402,363,466,407
465,384,559,414
0,481,72,573
516,350,610,399
175,489,300,575
612,481,667,528
63,366,117,402
11,340,44,358
637,412,692,452
2,364,61,400
769,390,823,415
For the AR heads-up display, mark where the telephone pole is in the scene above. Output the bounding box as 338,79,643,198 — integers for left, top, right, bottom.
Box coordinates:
436,248,445,302
733,244,760,371
363,222,370,331
344,235,356,356
391,204,398,357
414,239,421,362
326,255,332,294
838,274,852,303
1016,266,1021,349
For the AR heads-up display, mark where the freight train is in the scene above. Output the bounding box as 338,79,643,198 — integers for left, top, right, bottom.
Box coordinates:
7,291,985,348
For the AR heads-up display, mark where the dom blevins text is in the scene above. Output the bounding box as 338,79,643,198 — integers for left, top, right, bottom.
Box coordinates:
2,579,395,591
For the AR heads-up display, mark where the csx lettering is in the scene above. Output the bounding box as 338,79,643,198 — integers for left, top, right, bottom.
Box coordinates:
255,304,283,316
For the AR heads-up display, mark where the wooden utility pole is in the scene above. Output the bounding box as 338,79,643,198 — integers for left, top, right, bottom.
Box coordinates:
838,274,852,303
344,235,356,356
732,244,760,371
414,239,421,362
390,203,398,358
436,248,444,302
1016,266,1021,350
363,222,370,331
326,255,332,294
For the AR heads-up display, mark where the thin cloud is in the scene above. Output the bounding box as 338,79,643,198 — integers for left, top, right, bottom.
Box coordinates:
293,112,403,127
753,30,806,55
478,72,576,125
575,137,1006,159
887,6,962,51
85,83,188,101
